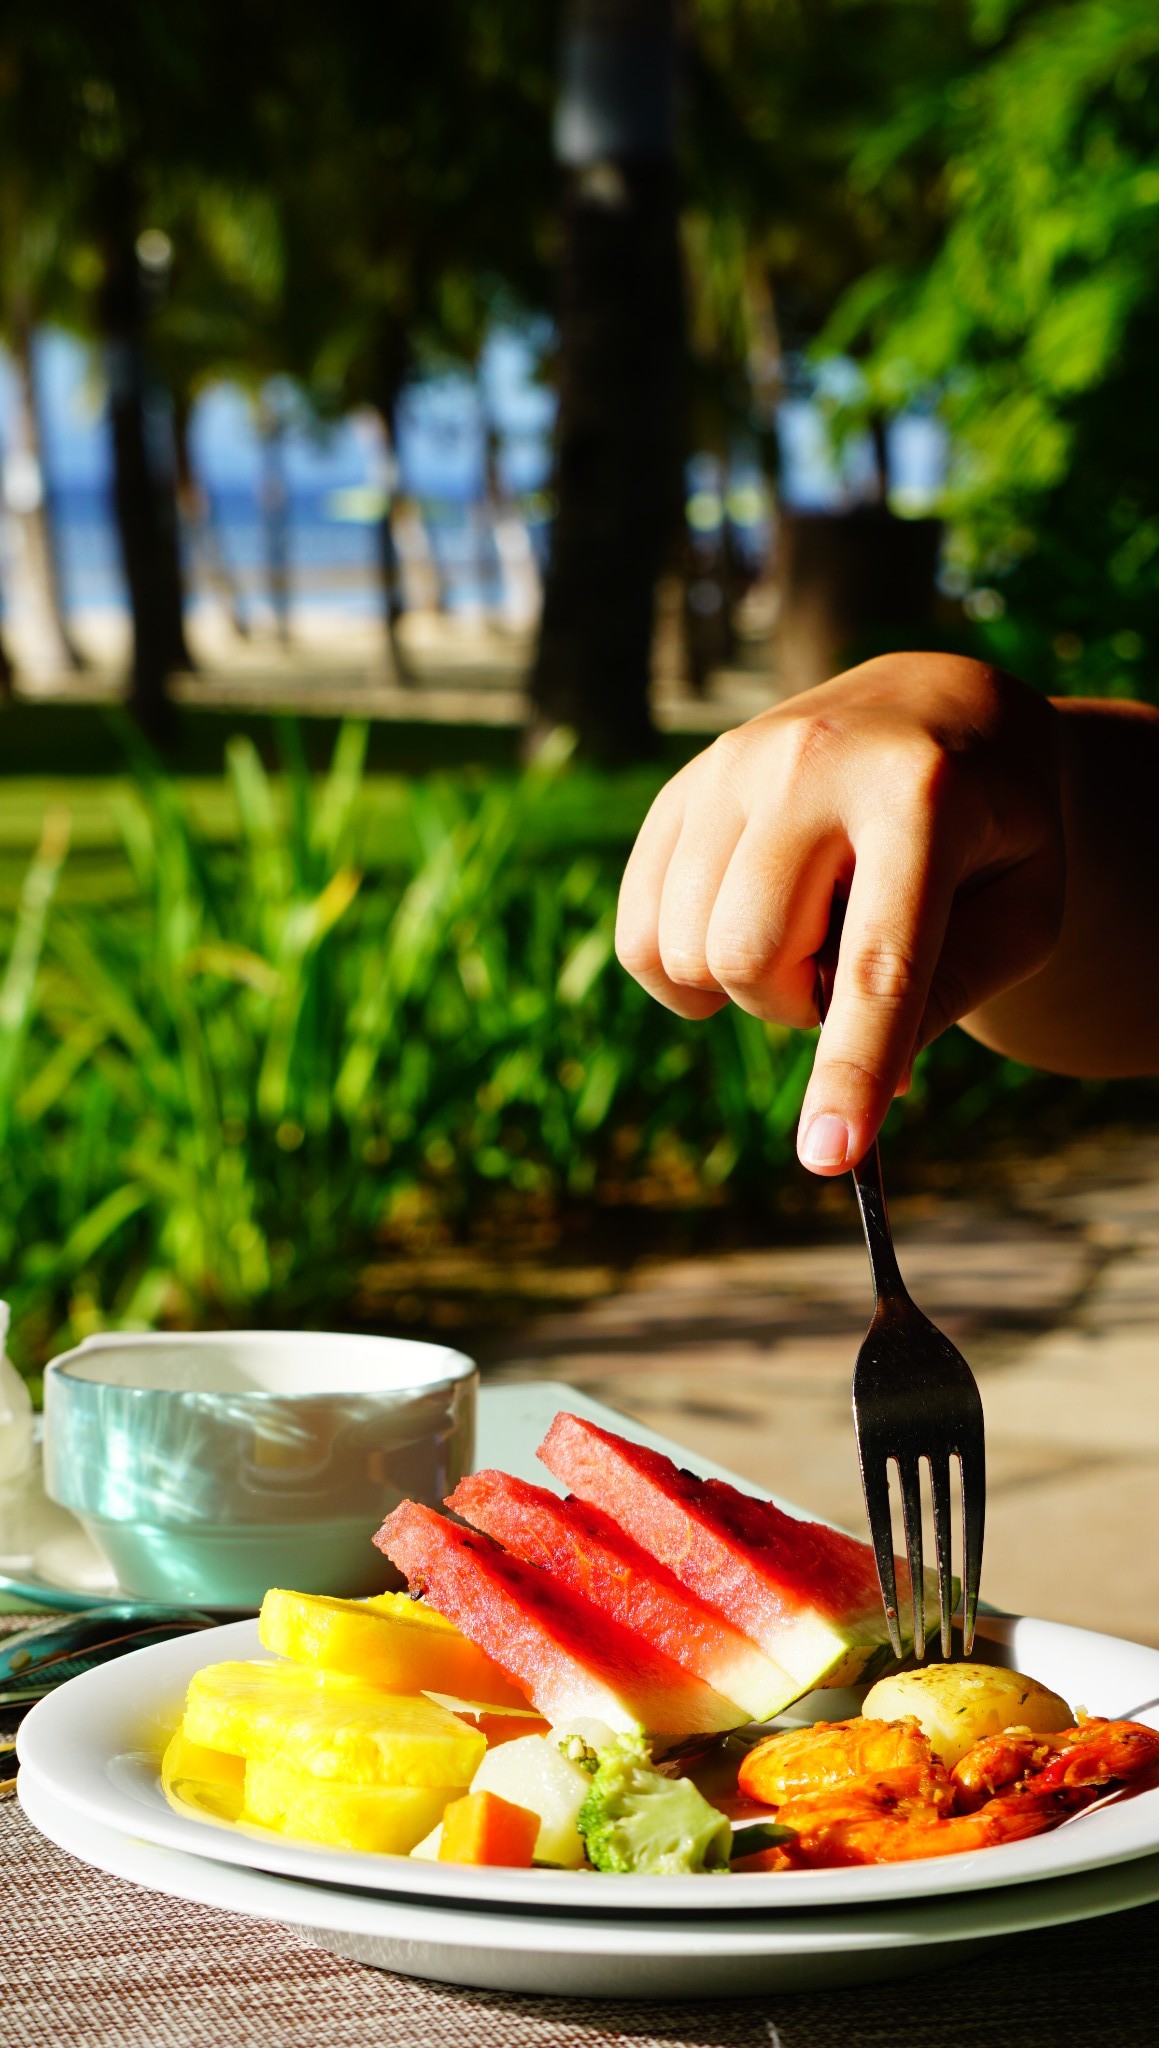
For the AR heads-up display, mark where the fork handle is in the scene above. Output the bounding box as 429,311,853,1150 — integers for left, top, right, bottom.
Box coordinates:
813,904,908,1309
848,1141,907,1308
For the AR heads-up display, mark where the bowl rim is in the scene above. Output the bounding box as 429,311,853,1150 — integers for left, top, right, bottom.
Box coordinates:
44,1328,477,1401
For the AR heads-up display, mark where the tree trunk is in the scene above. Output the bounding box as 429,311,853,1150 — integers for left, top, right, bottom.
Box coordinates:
487,419,541,632
98,222,193,742
774,407,942,694
529,0,684,762
257,390,291,646
5,302,86,677
774,506,942,697
173,391,249,639
372,345,412,683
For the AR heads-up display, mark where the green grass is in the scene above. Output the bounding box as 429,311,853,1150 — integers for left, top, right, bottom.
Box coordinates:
3,708,1138,1386
0,728,675,911
0,718,816,1379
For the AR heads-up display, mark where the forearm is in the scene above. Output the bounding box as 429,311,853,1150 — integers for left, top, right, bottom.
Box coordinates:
962,698,1159,1076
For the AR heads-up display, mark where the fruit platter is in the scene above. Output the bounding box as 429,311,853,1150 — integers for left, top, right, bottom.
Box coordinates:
18,1385,1159,1994
128,1408,1159,1881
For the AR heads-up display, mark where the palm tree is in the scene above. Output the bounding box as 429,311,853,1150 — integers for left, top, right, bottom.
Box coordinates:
0,181,87,682
530,0,685,760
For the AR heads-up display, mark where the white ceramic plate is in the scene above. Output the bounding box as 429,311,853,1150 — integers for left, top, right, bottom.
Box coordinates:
19,1607,1159,1914
21,1770,1159,1999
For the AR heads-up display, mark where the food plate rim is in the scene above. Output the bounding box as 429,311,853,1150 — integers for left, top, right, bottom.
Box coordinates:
20,1767,1159,1958
17,1609,1159,1915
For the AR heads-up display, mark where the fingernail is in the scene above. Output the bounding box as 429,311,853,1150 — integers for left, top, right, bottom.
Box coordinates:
799,1114,851,1169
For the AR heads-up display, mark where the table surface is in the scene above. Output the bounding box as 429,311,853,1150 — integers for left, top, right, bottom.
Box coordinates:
5,1792,1159,2048
6,1381,1159,2047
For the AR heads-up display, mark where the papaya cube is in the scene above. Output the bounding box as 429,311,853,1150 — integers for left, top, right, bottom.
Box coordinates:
243,1761,454,1854
438,1788,540,1868
259,1588,529,1708
182,1660,485,1787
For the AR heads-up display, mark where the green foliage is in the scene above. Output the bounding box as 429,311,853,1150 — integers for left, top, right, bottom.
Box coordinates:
0,1,554,410
824,0,1159,698
0,727,817,1376
680,0,978,448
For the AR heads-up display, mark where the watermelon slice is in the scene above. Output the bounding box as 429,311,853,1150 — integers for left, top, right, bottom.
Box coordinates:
450,1469,800,1722
376,1501,743,1740
539,1413,933,1692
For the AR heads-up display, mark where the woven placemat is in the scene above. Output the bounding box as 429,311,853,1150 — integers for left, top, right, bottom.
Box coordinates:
3,1792,1159,2048
3,1612,1158,2048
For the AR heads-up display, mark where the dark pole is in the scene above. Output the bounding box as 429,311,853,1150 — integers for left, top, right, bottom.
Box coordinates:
529,0,685,762
258,389,291,647
374,335,413,683
98,205,192,742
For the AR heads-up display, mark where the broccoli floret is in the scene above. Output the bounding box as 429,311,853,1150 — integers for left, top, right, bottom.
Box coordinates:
576,1734,732,1875
557,1733,599,1773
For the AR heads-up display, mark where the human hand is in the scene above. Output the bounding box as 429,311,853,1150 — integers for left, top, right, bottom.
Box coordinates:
616,653,1065,1174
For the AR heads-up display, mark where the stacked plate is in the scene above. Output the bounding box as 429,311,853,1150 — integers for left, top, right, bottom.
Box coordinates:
17,1389,1159,1999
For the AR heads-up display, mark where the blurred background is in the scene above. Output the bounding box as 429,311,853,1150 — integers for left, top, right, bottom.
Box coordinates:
2,0,1159,1634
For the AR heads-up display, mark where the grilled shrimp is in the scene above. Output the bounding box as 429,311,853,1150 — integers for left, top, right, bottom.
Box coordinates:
950,1728,1071,1810
737,1718,951,1810
731,1710,1159,1870
759,1777,1066,1868
952,1716,1159,1810
1033,1716,1159,1792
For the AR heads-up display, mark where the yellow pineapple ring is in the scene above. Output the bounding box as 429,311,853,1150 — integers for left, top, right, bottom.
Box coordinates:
259,1588,529,1708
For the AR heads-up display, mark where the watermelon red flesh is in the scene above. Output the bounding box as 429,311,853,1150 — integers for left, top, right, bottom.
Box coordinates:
375,1501,743,1740
449,1470,799,1722
538,1413,924,1690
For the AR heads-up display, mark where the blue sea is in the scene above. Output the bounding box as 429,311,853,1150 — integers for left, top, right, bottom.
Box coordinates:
2,327,558,619
1,328,945,622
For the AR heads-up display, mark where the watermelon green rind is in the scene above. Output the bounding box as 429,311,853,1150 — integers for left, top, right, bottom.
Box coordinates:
375,1500,744,1740
538,1413,939,1691
449,1469,801,1722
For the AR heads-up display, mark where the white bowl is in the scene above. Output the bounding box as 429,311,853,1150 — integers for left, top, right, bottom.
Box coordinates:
43,1330,476,1607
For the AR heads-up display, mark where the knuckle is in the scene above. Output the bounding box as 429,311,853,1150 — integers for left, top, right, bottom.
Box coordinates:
656,939,719,991
704,725,754,789
704,706,845,802
704,933,772,993
887,734,957,812
848,935,919,1009
614,922,660,981
782,711,842,780
707,725,747,773
814,1051,892,1101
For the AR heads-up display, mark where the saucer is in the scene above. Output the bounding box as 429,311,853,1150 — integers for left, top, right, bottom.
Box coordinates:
0,1452,119,1611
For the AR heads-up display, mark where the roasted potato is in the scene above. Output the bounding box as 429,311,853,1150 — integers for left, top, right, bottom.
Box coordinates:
862,1663,1073,1768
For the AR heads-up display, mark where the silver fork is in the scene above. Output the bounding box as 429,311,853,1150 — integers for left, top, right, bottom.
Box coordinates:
816,923,986,1661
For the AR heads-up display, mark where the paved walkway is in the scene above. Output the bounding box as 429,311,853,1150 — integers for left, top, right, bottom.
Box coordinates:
481,1127,1159,1648
9,603,775,737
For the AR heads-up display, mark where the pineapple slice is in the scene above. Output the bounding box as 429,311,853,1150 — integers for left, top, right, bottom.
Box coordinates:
423,1694,551,1747
183,1661,485,1787
161,1729,246,1823
244,1760,453,1853
259,1587,529,1708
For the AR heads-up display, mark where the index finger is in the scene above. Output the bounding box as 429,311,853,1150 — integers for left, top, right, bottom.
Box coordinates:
796,818,957,1173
